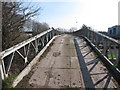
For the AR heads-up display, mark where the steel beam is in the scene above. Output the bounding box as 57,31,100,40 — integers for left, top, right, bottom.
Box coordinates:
82,36,120,85
0,28,60,80
73,27,120,67
0,29,52,59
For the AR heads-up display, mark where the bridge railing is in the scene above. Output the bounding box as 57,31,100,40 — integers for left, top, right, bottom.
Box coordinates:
73,25,120,67
0,29,60,79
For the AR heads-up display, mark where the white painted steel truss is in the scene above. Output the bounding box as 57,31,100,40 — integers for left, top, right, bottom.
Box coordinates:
0,29,60,79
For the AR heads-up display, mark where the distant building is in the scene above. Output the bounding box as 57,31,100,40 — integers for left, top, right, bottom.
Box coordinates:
108,25,120,39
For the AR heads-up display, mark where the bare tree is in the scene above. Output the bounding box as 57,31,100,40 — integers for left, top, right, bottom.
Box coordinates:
22,19,33,31
32,21,49,36
69,27,77,32
2,2,41,50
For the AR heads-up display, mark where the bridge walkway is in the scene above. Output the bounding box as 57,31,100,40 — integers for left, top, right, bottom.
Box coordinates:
17,34,117,88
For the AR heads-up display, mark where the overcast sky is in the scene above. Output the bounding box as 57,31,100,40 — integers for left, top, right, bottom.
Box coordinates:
30,0,119,31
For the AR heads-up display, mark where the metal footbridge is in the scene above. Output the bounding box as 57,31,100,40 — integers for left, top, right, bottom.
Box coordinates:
1,25,120,89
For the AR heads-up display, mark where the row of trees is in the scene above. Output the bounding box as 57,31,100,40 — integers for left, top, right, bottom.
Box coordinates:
23,19,49,36
2,2,49,50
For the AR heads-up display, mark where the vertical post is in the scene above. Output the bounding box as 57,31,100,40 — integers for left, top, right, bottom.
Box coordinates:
86,29,89,38
52,30,55,37
95,34,98,46
41,37,45,47
89,30,91,40
50,32,52,40
35,39,38,53
103,38,108,56
0,1,1,57
117,44,120,68
118,1,120,25
52,27,55,37
118,2,120,68
87,30,90,39
46,31,49,43
0,2,2,89
91,31,94,43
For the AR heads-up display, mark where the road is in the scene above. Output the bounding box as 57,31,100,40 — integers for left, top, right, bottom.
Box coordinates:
17,34,117,88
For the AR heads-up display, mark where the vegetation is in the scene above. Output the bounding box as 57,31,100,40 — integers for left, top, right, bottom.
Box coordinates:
3,74,18,88
24,20,49,36
1,2,50,88
2,2,41,50
108,54,116,59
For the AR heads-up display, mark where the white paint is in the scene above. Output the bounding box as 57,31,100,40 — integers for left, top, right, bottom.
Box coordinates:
12,35,59,87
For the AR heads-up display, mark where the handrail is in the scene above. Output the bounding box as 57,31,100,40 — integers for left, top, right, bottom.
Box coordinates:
73,26,120,68
83,35,120,85
0,29,52,59
89,29,119,44
0,29,60,80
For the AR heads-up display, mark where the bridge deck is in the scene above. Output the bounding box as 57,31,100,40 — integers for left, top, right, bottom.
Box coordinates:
17,34,117,88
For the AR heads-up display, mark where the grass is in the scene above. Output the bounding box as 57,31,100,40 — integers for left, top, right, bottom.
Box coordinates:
3,74,18,89
107,54,116,59
99,48,117,59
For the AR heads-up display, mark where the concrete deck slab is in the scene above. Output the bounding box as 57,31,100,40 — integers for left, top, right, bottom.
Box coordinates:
17,35,118,88
17,35,83,88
